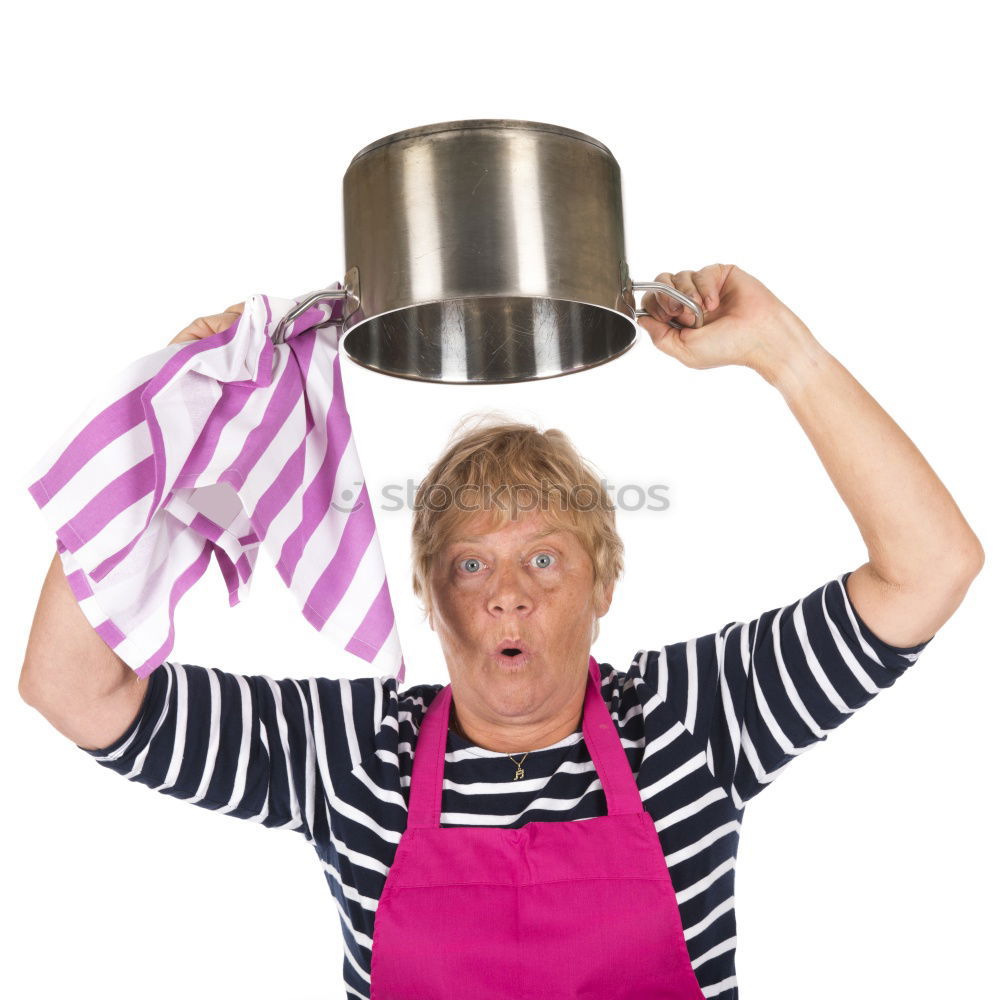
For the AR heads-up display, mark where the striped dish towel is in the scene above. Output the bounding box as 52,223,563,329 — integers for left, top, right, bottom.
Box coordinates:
26,285,405,683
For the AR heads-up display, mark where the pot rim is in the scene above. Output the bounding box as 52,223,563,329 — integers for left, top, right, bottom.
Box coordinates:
349,118,614,164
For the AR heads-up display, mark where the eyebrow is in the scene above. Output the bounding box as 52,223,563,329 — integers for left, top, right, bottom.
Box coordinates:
449,527,565,545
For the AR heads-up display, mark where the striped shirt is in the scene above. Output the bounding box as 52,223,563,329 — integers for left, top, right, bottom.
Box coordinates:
80,570,932,999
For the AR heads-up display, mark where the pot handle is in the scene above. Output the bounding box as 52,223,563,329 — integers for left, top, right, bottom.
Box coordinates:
271,285,350,344
630,280,705,330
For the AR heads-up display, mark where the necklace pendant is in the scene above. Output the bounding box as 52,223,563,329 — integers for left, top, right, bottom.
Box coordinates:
514,767,525,780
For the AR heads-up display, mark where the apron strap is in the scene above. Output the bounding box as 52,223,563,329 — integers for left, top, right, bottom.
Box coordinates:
408,656,644,829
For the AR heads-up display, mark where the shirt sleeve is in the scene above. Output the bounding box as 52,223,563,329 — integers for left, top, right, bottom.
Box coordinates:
77,660,397,844
633,570,935,807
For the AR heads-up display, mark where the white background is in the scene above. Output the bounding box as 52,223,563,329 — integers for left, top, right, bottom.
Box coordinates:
3,1,996,997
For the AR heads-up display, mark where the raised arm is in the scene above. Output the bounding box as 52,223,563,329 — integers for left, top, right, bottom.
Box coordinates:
19,302,248,749
638,262,985,644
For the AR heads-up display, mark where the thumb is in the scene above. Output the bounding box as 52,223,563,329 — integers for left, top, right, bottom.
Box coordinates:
637,316,697,365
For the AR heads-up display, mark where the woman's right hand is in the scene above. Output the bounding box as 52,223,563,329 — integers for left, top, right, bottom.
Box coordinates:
169,301,245,346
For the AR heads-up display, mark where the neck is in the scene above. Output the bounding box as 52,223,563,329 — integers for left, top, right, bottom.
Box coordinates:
449,696,585,754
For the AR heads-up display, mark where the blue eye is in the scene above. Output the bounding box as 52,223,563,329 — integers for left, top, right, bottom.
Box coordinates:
458,553,555,574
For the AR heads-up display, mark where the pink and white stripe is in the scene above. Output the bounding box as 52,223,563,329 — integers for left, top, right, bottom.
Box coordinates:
26,285,405,683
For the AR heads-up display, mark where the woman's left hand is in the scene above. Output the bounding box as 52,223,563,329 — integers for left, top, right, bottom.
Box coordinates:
637,263,815,378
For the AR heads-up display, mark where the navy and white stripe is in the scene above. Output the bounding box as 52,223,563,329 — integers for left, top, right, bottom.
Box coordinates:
81,570,932,999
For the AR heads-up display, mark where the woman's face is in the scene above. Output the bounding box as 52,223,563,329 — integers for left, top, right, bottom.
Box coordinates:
427,507,613,732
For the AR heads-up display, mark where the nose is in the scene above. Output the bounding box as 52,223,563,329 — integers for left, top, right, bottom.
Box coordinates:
488,564,534,615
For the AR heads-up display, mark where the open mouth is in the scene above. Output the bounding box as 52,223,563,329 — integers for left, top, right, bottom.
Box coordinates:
492,642,532,668
493,641,530,657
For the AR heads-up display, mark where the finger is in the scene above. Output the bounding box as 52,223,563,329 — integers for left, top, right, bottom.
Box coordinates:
691,270,719,312
196,312,239,335
693,263,731,311
650,272,684,316
641,273,674,323
640,292,672,324
223,302,245,314
666,270,704,324
637,316,693,364
172,311,241,344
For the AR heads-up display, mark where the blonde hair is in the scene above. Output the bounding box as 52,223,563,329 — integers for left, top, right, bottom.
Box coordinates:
411,412,625,642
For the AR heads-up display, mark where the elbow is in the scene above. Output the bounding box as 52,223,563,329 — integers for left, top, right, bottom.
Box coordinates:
934,536,986,604
18,656,36,703
875,534,985,595
18,657,45,707
957,535,986,581
18,651,59,709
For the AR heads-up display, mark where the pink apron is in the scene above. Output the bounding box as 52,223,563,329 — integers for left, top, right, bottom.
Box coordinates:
370,655,707,999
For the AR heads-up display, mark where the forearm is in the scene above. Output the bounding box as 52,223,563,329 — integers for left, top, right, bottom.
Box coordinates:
753,321,984,588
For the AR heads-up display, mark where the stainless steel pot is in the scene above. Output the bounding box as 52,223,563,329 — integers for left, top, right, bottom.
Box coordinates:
272,119,703,383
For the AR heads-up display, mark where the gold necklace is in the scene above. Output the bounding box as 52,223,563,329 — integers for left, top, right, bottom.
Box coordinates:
506,751,530,780
451,704,530,780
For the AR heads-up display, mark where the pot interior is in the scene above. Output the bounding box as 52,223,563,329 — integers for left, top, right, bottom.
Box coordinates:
340,296,636,385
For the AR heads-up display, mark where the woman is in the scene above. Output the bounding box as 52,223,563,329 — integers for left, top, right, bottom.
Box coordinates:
20,264,984,998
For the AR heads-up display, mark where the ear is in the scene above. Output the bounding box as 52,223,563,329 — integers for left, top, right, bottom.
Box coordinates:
596,581,614,619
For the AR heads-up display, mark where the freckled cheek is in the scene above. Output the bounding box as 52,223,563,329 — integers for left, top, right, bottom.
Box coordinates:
436,579,482,621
